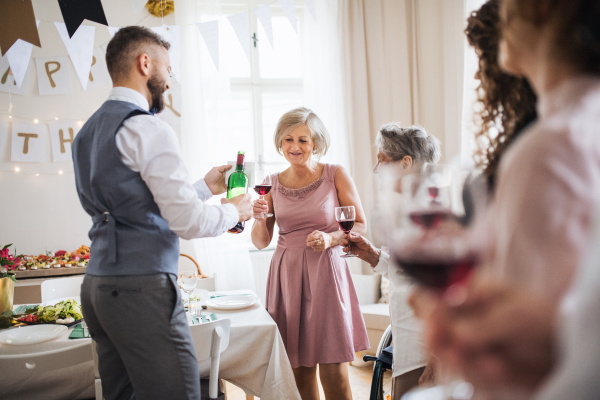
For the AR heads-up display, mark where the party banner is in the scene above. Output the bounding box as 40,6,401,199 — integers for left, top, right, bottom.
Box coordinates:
35,57,71,96
151,25,181,83
48,121,80,162
197,21,220,72
57,0,108,38
278,0,298,34
129,0,148,15
107,27,121,38
228,13,251,63
87,47,112,90
0,120,8,159
0,0,41,56
0,54,28,95
5,20,39,89
55,23,95,91
304,0,318,22
11,123,47,162
254,5,275,50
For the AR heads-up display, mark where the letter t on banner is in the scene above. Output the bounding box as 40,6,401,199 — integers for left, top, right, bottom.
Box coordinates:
227,13,251,63
11,123,47,162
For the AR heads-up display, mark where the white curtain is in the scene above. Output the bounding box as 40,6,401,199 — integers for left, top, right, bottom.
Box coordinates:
175,0,254,292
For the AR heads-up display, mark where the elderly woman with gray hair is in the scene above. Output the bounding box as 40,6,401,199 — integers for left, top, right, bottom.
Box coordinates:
342,122,441,399
251,107,370,400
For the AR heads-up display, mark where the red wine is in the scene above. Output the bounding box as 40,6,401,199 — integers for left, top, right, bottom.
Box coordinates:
392,253,477,290
337,219,355,233
428,187,439,198
409,209,453,229
253,185,272,196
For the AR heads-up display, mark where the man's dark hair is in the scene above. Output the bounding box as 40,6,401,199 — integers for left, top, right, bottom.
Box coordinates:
105,26,170,82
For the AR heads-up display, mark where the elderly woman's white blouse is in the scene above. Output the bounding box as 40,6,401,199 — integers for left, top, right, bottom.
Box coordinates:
479,75,600,301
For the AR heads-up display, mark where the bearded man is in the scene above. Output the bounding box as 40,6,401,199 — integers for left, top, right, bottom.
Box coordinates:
72,26,252,400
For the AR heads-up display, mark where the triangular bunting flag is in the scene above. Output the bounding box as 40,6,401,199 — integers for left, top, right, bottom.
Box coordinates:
55,22,95,90
5,20,39,89
304,0,318,22
196,21,220,72
0,0,41,56
254,5,274,50
129,0,148,15
278,0,298,34
57,0,108,38
227,13,251,63
107,27,121,38
151,25,181,83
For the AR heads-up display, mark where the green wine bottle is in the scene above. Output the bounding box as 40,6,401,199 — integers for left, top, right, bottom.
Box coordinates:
227,151,248,234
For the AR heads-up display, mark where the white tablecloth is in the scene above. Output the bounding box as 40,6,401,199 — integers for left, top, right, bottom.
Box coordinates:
0,290,300,400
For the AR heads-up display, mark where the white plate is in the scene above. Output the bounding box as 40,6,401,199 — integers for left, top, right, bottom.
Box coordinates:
42,296,81,307
0,325,68,345
206,295,259,310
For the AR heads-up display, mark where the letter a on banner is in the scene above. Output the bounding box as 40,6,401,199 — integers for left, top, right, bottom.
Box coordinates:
11,123,47,162
49,122,81,162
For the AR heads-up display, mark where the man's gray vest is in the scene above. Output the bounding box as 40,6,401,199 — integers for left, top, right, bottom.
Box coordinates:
72,100,179,276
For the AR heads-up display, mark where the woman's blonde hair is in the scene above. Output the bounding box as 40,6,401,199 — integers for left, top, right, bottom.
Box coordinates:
274,107,330,159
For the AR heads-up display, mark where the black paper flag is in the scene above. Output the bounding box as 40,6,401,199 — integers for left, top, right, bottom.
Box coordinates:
58,0,109,38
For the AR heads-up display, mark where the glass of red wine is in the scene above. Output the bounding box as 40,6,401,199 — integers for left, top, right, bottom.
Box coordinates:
253,170,273,219
335,206,357,258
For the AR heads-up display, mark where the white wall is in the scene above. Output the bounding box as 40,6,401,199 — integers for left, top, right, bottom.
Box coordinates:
0,1,175,255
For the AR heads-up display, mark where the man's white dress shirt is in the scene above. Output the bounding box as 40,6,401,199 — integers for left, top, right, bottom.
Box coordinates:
373,250,427,377
107,87,238,239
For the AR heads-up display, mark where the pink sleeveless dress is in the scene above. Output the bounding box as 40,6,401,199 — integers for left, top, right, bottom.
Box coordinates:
266,164,370,368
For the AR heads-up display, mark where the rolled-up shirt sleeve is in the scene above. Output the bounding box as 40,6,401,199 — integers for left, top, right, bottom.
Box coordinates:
116,115,239,239
373,249,390,279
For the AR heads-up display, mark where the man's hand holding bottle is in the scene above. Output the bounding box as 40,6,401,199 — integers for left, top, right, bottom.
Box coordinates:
222,194,253,222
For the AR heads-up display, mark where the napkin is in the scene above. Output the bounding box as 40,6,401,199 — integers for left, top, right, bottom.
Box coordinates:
14,305,38,315
69,323,89,339
191,313,218,325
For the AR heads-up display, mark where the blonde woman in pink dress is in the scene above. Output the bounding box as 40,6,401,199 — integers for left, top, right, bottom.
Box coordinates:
251,107,369,400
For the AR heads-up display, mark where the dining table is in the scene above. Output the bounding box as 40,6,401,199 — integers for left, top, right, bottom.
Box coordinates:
0,290,301,400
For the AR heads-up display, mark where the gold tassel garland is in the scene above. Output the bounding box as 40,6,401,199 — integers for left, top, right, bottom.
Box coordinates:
146,0,175,18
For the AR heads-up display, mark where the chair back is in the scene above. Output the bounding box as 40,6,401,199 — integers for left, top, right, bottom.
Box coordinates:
190,318,231,399
0,341,90,375
41,276,84,303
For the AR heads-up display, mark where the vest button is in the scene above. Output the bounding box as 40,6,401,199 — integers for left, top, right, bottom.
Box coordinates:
112,289,118,297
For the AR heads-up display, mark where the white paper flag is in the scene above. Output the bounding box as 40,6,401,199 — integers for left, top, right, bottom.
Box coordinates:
35,57,71,96
278,0,298,34
0,54,27,95
49,122,80,162
129,0,148,15
151,25,181,83
0,120,8,159
227,13,251,63
55,22,95,91
254,5,275,49
196,21,220,72
11,123,47,163
5,20,39,89
107,27,121,38
87,47,112,90
304,0,318,22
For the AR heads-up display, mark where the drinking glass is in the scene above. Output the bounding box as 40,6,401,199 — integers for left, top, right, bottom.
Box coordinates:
253,170,273,218
179,271,197,311
335,205,357,258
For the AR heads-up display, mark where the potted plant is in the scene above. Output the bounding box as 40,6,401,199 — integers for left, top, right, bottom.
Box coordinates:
1,244,21,316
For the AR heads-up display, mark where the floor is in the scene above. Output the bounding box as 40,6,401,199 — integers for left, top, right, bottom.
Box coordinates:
223,357,393,400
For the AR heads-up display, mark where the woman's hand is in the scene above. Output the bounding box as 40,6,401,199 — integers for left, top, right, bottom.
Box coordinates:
307,231,334,252
252,199,269,220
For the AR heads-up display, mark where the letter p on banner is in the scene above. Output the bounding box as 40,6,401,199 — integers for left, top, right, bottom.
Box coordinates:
49,122,81,162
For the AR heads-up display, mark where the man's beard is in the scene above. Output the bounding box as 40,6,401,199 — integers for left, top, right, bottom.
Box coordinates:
147,72,167,114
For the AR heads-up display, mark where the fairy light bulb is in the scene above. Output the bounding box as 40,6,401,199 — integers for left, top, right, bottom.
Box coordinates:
34,119,38,123
35,173,39,176
14,166,20,172
58,170,63,175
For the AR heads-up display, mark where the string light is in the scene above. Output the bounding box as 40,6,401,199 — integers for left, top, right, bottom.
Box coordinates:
14,167,20,172
1,168,71,176
35,173,39,176
58,170,63,175
8,116,12,119
33,119,38,123
55,117,58,120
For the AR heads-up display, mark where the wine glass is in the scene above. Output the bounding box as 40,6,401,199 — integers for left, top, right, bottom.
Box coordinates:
179,270,197,311
253,170,273,219
335,206,357,258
